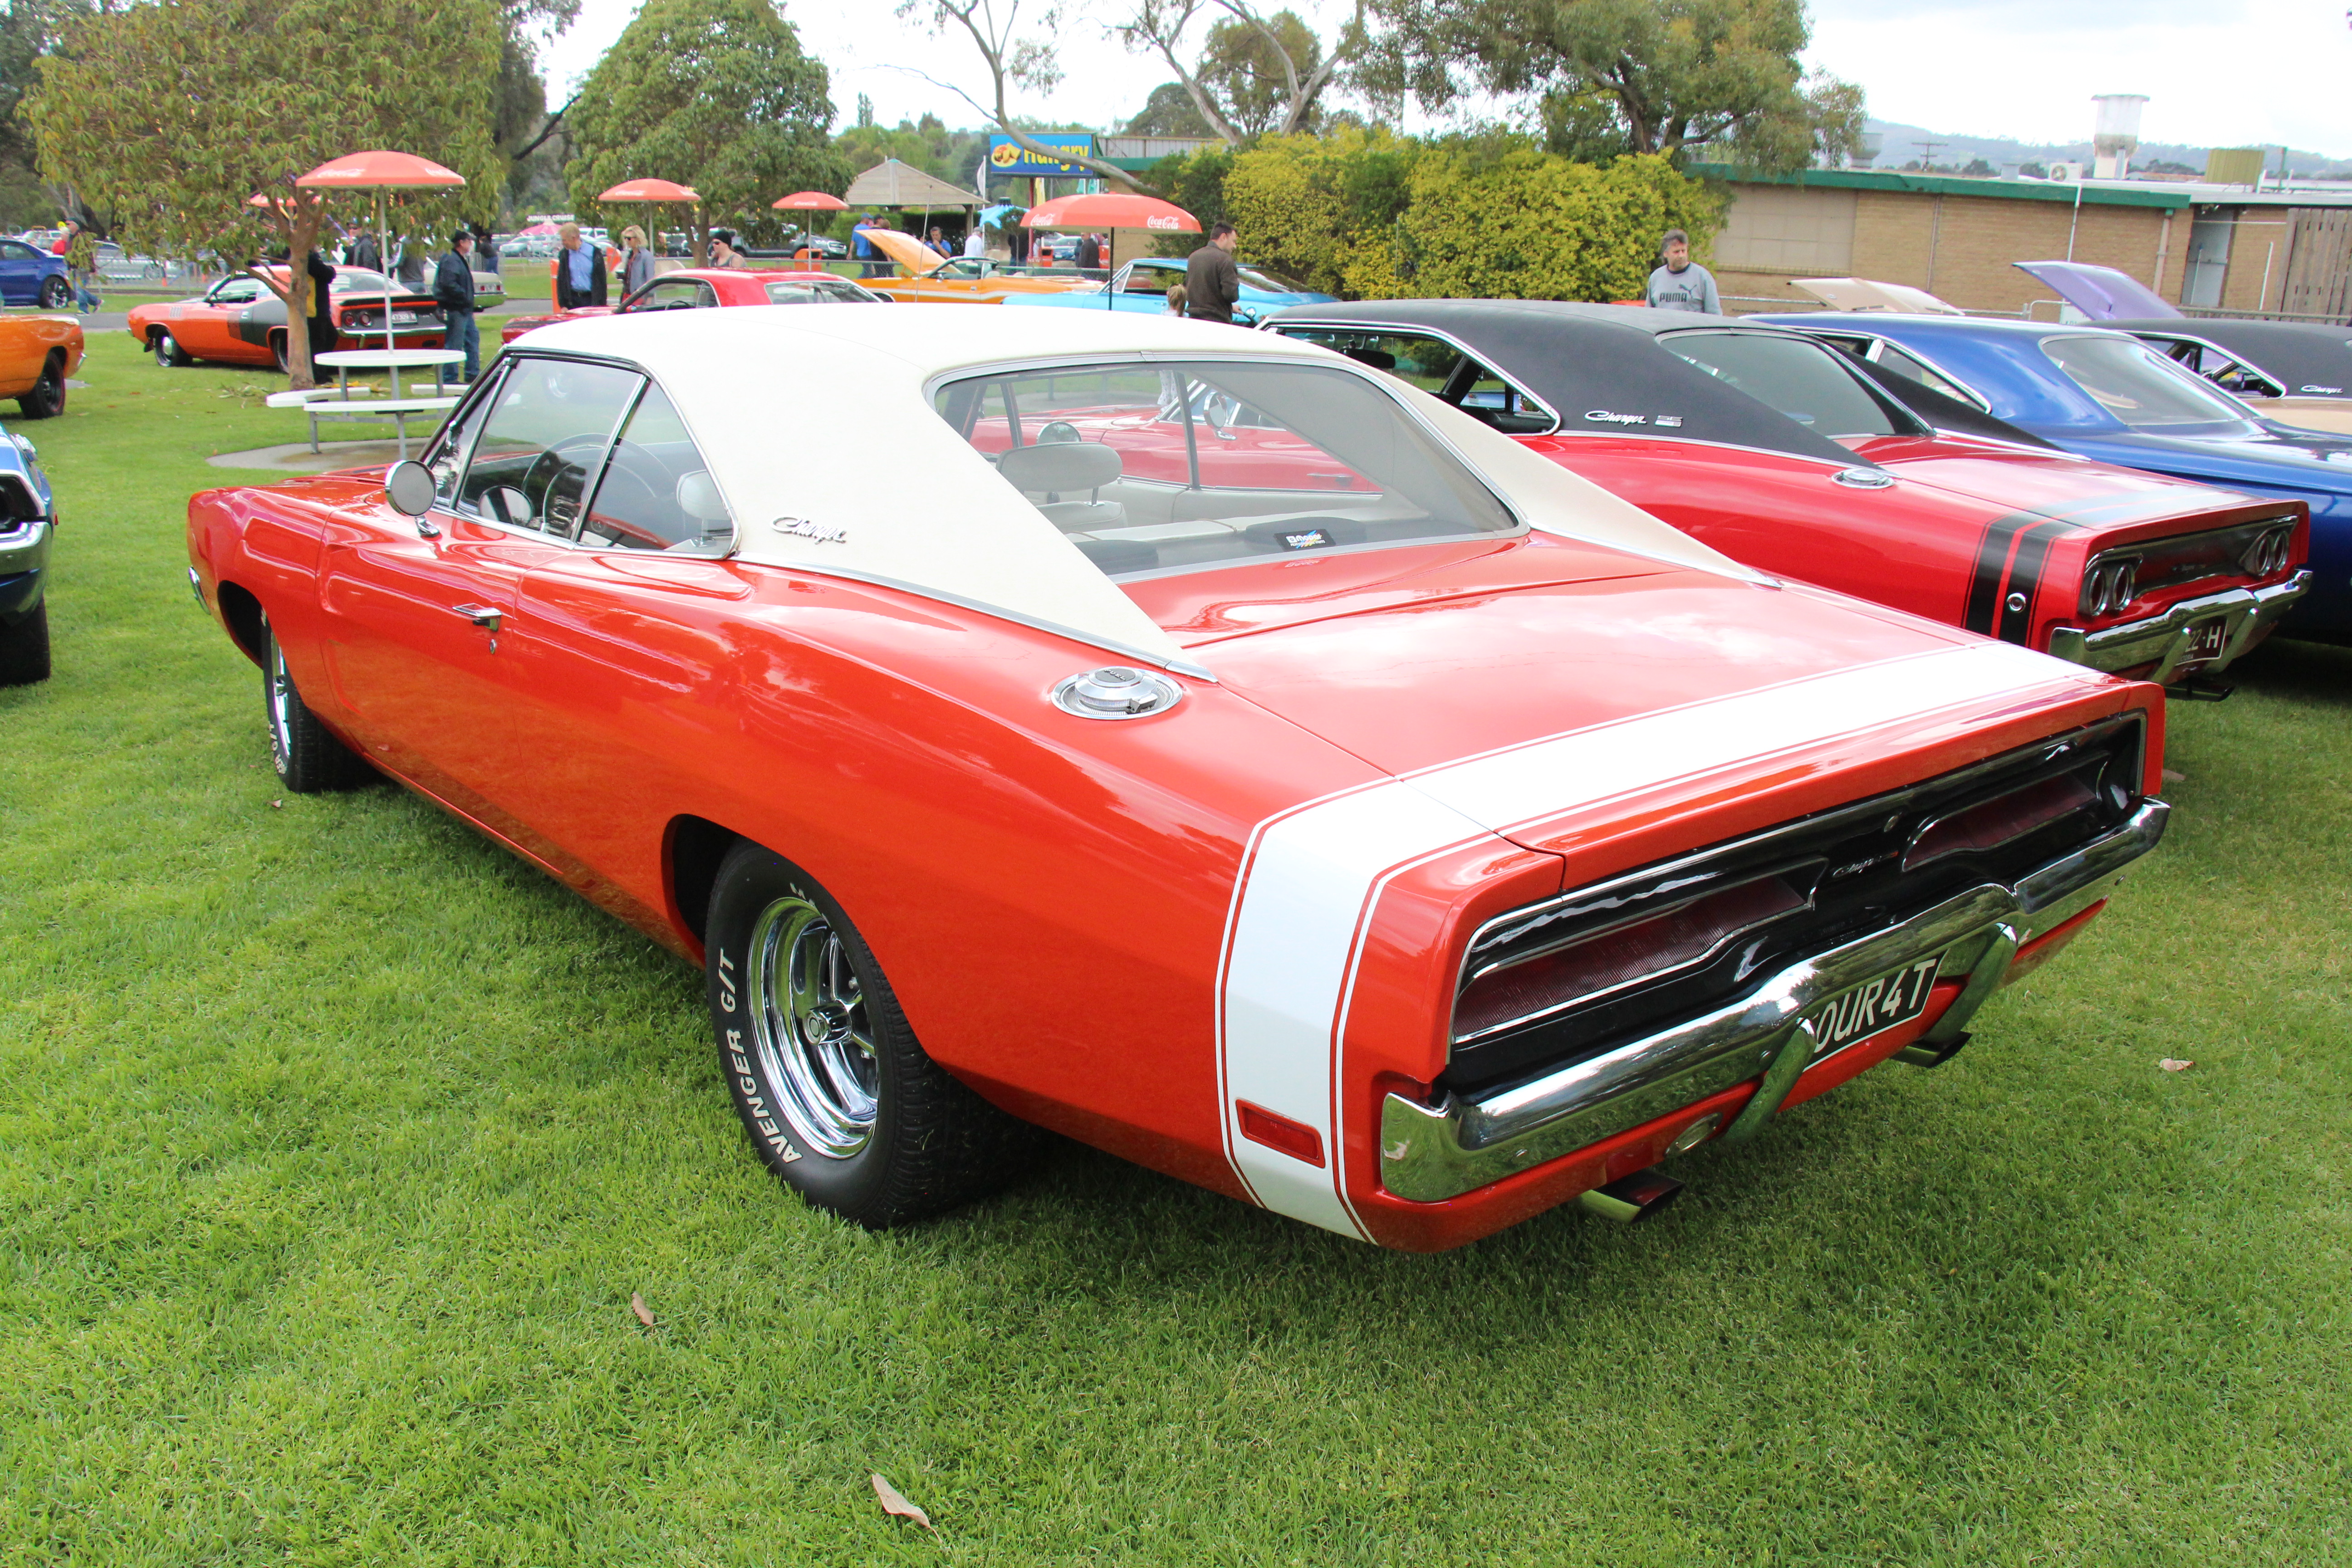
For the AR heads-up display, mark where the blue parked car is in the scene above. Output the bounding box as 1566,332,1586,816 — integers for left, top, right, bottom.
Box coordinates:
1004,253,1334,325
0,237,74,310
0,426,57,683
1756,311,2352,643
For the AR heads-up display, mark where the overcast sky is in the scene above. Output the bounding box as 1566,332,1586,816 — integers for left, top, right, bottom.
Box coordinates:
538,0,2351,159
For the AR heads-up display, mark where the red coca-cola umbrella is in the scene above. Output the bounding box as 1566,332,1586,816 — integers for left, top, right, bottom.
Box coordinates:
297,150,468,352
1021,192,1199,233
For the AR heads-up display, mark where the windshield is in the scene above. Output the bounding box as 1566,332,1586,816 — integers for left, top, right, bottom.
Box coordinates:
2042,334,2254,428
1661,331,1906,437
934,358,1517,580
764,277,876,304
1237,264,1310,294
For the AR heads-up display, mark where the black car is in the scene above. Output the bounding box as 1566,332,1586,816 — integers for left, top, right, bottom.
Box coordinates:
2112,316,2352,404
0,427,57,684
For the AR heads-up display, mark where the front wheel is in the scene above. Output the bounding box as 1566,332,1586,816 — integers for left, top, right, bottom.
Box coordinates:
153,331,186,368
15,353,64,419
0,599,49,686
261,613,370,791
37,275,70,310
705,841,1038,1226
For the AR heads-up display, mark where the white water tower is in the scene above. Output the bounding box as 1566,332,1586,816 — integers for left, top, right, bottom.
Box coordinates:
2092,94,2148,178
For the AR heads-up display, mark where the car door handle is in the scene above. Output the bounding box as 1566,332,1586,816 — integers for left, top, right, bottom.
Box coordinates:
451,603,501,632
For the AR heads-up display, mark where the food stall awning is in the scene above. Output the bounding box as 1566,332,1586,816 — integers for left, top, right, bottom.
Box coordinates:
844,159,980,210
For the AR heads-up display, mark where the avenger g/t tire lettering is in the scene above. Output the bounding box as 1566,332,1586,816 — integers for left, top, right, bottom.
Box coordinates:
704,840,1038,1226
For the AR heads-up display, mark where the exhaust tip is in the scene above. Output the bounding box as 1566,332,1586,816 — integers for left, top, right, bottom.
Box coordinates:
1576,1167,1684,1225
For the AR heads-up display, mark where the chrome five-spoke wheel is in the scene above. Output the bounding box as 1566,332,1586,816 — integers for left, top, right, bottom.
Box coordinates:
704,841,1040,1226
747,895,878,1158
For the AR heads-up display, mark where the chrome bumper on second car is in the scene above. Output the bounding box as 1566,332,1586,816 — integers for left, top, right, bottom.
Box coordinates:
2047,571,2310,683
1378,800,2169,1203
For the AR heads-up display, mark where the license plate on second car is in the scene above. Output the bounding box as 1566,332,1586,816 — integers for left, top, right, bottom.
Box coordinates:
2184,618,2228,662
1808,954,1945,1056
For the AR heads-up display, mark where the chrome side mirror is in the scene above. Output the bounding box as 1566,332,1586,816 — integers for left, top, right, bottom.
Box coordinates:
383,460,439,536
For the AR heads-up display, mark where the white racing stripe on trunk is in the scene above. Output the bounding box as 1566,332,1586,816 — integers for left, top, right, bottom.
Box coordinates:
1217,640,2095,1239
1405,641,2090,835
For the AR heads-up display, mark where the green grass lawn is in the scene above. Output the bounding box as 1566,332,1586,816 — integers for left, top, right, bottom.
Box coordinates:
4,334,2349,1566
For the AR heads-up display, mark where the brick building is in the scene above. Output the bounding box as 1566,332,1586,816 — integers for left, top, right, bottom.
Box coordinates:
1686,164,2352,320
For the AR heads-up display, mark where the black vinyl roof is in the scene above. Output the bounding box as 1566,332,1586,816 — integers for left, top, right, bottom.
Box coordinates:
2112,316,2352,398
1262,299,1874,465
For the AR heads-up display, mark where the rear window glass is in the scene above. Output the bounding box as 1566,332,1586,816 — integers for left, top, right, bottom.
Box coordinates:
1661,331,1906,436
763,277,876,304
2042,335,2254,427
933,359,1518,579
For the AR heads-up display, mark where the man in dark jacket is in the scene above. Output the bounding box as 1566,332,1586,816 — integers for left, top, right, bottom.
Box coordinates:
554,222,606,309
1184,221,1240,324
1075,230,1101,270
434,231,479,387
304,249,339,361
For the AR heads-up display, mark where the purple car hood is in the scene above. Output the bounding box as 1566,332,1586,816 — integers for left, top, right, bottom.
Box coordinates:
2015,260,2183,322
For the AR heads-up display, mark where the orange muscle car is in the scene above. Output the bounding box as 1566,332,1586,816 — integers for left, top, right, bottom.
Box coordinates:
0,314,80,418
859,228,1099,305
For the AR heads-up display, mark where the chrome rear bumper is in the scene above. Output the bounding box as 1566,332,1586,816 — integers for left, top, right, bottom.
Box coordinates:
2047,572,2309,684
1378,799,2169,1203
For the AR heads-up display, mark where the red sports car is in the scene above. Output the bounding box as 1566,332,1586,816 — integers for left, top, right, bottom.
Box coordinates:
499,267,883,344
1266,302,2310,694
129,267,445,371
186,309,2169,1250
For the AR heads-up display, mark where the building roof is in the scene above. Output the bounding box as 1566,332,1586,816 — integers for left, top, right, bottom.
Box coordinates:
845,158,978,210
1689,162,2352,211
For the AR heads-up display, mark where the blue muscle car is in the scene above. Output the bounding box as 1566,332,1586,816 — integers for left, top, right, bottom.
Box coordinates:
1755,311,2352,643
0,426,57,683
1004,254,1333,325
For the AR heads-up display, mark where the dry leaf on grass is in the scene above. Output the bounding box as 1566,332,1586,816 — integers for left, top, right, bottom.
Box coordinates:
871,1473,933,1529
630,1293,656,1329
2159,1058,2195,1073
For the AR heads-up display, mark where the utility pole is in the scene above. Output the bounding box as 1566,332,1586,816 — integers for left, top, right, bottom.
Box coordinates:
1913,140,1947,170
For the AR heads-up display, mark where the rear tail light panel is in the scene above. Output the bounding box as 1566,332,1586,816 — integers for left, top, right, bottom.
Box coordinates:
1443,715,2146,1097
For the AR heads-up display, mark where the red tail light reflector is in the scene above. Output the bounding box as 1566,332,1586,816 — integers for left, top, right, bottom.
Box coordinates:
1236,1101,1325,1166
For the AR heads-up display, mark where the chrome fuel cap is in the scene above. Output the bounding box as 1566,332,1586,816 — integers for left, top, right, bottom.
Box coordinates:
1832,467,1895,489
1050,666,1185,720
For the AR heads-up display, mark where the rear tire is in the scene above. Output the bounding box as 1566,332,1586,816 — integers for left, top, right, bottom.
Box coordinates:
270,334,289,375
261,613,369,791
704,840,1039,1226
0,600,49,686
15,353,64,419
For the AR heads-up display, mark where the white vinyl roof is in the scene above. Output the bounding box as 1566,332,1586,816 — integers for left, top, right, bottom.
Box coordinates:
519,306,1759,673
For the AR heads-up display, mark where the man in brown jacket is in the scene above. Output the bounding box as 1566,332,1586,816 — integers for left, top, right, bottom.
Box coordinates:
1184,222,1240,324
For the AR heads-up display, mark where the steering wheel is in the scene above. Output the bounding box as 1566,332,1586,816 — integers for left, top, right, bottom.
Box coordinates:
521,435,613,535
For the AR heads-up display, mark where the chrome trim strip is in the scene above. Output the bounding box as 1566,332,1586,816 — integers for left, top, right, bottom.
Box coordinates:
1378,799,2168,1202
2045,571,2310,681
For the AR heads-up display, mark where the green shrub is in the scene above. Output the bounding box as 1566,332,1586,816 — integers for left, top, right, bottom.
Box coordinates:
1148,130,1720,301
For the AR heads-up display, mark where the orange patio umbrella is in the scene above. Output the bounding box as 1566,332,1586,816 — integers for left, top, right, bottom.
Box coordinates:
296,150,467,352
598,177,700,274
773,191,848,263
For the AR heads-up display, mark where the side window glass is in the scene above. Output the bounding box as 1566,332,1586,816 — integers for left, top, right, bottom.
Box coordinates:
424,366,507,507
1874,345,1984,407
579,382,733,553
211,279,261,305
457,359,643,535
